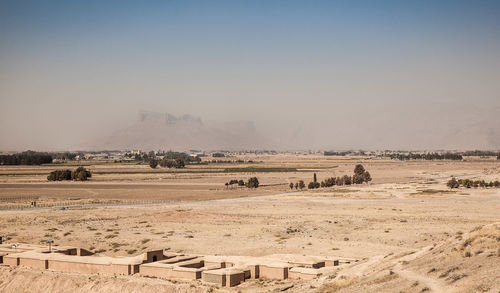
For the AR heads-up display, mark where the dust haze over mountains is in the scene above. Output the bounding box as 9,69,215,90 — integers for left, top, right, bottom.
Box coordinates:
84,106,500,152
91,111,270,151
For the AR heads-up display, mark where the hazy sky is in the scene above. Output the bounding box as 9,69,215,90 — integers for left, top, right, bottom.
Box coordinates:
1,1,500,150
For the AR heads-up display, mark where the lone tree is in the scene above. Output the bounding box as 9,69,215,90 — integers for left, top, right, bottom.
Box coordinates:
298,180,305,190
313,173,317,183
149,159,158,169
289,182,294,190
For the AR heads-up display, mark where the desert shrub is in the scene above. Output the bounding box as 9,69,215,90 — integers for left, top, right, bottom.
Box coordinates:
447,177,460,188
450,178,499,189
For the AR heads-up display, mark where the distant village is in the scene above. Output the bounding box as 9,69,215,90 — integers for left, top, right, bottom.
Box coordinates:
0,149,499,166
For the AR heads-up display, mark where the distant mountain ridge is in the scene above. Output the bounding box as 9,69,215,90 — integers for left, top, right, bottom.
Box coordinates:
94,111,269,151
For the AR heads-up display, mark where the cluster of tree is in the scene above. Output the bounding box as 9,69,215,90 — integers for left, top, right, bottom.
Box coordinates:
447,177,500,189
308,173,321,189
225,177,260,188
225,179,246,187
320,175,351,187
0,151,53,165
156,158,185,169
289,180,306,190
386,152,463,161
135,151,201,164
352,164,372,184
304,165,372,190
47,167,92,181
324,151,367,156
145,151,203,169
247,177,260,188
163,151,201,163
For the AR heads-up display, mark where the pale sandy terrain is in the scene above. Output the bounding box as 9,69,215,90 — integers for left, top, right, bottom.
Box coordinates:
0,155,499,292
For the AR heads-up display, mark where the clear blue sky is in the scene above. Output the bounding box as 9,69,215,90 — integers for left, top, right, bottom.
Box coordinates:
1,1,500,150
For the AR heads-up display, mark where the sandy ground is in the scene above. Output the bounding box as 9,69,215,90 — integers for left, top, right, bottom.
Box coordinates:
0,156,499,292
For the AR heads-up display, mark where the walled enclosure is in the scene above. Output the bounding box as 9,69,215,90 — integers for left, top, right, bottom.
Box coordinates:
0,243,354,287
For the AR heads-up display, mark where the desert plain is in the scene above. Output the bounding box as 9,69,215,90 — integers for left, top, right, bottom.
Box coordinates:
0,154,499,292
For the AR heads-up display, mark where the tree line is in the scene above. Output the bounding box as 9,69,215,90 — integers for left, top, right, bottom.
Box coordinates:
290,164,372,190
47,167,92,181
325,150,500,160
460,150,500,157
0,151,53,165
447,177,500,189
386,152,463,161
324,151,367,156
0,151,93,165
